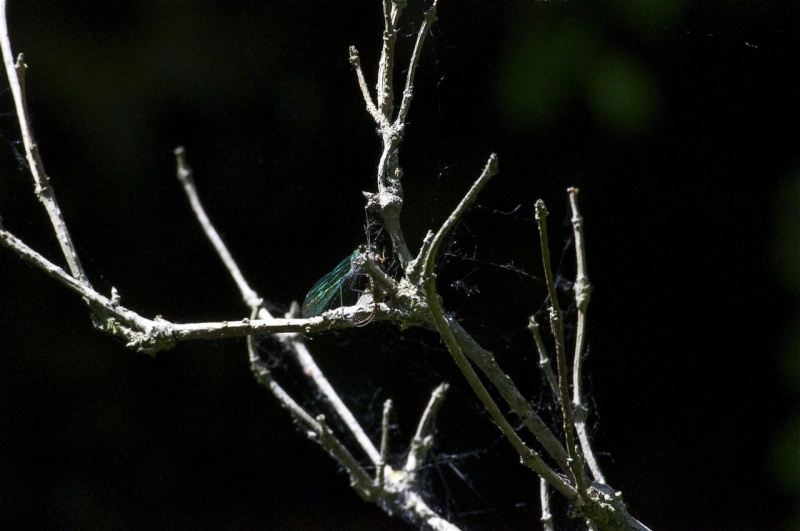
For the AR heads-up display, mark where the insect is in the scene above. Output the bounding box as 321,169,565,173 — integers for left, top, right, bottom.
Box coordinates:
301,246,380,322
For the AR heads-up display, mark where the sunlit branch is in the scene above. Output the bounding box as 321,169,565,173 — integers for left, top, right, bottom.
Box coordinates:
535,199,589,502
567,187,605,484
529,315,561,400
0,1,88,284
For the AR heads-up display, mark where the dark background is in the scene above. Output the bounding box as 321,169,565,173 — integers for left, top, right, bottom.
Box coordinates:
1,1,797,530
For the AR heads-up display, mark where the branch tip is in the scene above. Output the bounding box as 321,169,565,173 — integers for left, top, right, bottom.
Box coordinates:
349,45,360,65
14,52,26,75
173,146,192,182
535,199,548,220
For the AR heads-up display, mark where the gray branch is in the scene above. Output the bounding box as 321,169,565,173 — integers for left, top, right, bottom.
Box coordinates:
0,1,655,529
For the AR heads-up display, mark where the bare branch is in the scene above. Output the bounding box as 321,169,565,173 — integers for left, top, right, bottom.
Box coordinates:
173,147,384,465
377,0,397,118
540,478,555,531
422,264,576,499
0,227,170,351
404,383,448,481
529,315,560,399
567,187,605,484
0,230,408,352
349,46,384,125
448,318,570,472
414,154,498,281
0,0,88,284
174,147,262,311
417,156,576,499
378,399,393,486
248,319,455,530
0,1,655,528
316,413,378,500
359,0,440,271
287,333,382,465
535,199,589,501
395,0,439,125
246,331,382,507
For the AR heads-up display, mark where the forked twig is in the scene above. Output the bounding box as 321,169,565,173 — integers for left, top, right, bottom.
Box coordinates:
355,1,439,270
0,1,656,528
535,199,590,502
173,147,383,466
404,383,448,480
172,127,459,529
417,156,577,499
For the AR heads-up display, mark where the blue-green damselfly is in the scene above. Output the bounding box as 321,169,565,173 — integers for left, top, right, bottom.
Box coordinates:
301,247,376,320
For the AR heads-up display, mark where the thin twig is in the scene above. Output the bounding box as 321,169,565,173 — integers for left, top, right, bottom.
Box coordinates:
529,315,560,399
415,154,498,280
389,0,406,27
535,199,589,503
287,337,381,466
246,331,377,500
349,46,384,125
247,338,316,430
0,0,88,284
377,0,397,118
395,0,438,125
423,268,575,499
567,187,605,484
358,252,401,297
378,399,393,486
247,315,456,530
173,147,382,465
174,147,262,310
0,227,169,350
317,414,379,500
417,156,576,499
404,383,448,479
410,156,578,474
540,478,555,531
448,319,570,472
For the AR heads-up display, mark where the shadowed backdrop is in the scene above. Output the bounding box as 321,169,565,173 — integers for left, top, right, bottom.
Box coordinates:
1,2,797,529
